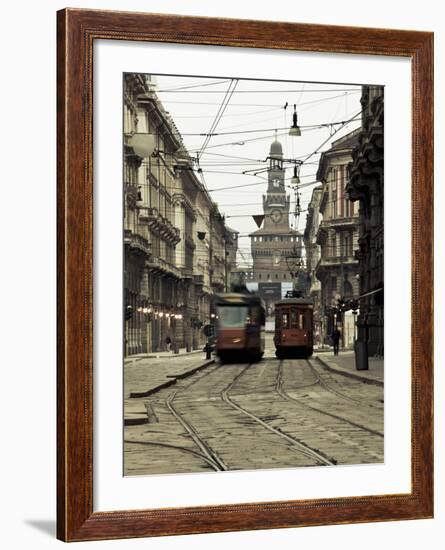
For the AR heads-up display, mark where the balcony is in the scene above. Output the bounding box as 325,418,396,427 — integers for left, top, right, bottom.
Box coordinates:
211,273,226,291
315,254,358,275
139,209,181,245
123,229,151,257
139,207,160,227
316,218,358,246
192,274,205,287
181,266,194,280
319,217,357,230
146,256,182,279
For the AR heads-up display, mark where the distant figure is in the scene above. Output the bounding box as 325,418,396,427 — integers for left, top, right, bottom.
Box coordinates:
165,336,172,352
332,328,341,355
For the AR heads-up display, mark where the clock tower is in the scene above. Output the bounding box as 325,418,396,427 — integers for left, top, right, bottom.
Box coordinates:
249,138,303,287
263,138,290,231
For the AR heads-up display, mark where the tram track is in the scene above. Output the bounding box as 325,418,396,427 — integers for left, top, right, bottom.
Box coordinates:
166,360,336,469
277,360,384,439
126,353,383,474
165,365,228,472
222,363,336,466
124,439,224,471
306,359,383,410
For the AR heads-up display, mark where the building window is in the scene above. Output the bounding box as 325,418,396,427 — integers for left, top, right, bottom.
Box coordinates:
331,168,338,218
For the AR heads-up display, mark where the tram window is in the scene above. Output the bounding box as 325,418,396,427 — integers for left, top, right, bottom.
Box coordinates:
299,313,304,329
290,310,297,328
217,306,248,328
282,313,289,328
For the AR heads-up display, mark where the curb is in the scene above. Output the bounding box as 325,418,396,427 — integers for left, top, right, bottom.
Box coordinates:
167,359,216,380
124,416,149,426
128,359,215,398
126,349,203,362
315,356,384,387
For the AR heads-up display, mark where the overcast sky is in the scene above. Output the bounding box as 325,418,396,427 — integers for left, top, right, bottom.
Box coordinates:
151,74,362,268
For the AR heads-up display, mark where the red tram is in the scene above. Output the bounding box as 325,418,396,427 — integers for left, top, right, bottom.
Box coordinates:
214,293,265,363
274,291,314,358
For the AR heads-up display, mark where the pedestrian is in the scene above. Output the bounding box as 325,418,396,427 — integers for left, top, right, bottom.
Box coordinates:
165,335,172,352
332,327,341,355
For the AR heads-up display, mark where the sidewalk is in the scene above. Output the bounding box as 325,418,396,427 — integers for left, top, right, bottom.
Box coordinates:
314,350,384,386
125,347,203,364
124,352,214,398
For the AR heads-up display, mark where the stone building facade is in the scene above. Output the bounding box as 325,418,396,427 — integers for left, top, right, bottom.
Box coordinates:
315,129,361,349
303,186,323,346
347,85,384,356
123,74,234,355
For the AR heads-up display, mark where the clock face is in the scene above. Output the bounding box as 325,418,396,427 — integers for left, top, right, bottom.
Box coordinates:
270,209,282,223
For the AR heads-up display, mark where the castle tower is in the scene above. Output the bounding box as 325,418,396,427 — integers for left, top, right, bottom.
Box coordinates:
249,138,303,287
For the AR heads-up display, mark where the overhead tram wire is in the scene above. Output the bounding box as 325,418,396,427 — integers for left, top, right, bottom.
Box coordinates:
202,114,362,193
156,88,362,93
182,109,361,154
199,151,265,162
300,109,362,164
156,79,232,92
196,78,239,162
162,117,361,137
153,90,360,108
170,107,283,119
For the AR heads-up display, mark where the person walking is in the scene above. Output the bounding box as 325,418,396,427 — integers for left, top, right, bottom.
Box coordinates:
332,327,341,355
165,335,172,352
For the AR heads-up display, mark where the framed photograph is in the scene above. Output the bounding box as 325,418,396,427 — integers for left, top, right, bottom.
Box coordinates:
57,8,433,542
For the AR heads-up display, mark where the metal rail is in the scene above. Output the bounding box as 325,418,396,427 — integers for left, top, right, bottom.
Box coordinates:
222,363,336,466
277,360,384,439
124,439,224,471
165,367,228,472
307,358,382,409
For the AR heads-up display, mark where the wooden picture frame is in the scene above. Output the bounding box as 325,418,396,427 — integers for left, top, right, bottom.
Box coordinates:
57,8,433,542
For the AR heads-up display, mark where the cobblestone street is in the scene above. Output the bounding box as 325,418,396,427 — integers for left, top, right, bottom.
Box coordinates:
124,341,384,475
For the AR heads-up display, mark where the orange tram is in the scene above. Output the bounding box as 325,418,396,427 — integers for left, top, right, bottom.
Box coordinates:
274,292,314,359
214,293,265,364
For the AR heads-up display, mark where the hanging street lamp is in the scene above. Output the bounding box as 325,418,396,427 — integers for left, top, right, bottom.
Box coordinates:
291,165,300,185
289,104,301,136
